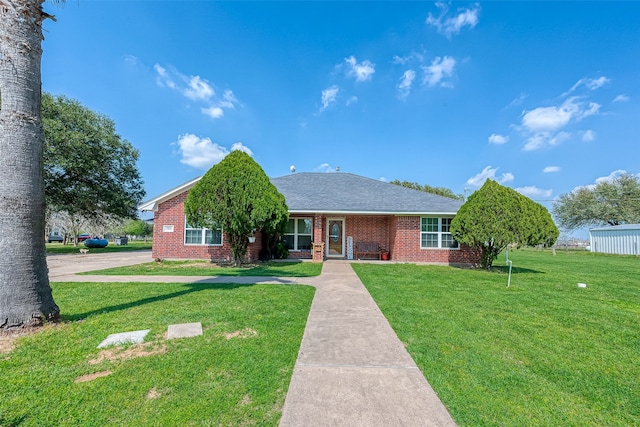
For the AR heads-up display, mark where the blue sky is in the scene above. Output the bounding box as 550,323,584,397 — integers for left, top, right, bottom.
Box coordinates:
41,1,639,234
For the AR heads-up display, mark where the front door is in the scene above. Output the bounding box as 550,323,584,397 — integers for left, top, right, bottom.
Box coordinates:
327,219,344,257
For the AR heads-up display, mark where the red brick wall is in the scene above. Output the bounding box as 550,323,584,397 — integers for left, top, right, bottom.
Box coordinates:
153,191,262,262
389,216,480,265
152,193,480,266
345,215,390,250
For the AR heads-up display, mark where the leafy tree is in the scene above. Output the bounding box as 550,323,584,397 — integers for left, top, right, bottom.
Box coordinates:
185,150,289,266
553,173,640,230
123,219,153,241
390,179,463,200
42,92,146,244
0,1,60,329
451,180,559,270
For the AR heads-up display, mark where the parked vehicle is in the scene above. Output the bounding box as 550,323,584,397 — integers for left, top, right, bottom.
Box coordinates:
77,234,91,242
47,232,64,243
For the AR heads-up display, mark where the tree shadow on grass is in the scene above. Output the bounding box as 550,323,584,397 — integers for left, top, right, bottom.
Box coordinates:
60,282,257,322
0,414,27,426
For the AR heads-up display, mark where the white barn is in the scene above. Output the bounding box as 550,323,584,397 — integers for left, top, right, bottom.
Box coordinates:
589,224,640,255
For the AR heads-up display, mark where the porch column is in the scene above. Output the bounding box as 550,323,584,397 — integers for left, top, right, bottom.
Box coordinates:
312,214,324,262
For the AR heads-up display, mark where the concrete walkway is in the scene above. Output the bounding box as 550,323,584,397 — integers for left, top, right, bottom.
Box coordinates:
280,261,456,426
48,253,456,426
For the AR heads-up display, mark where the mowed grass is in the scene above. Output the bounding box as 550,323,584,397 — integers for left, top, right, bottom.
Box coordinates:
82,260,322,277
353,250,640,426
46,240,152,254
0,281,315,426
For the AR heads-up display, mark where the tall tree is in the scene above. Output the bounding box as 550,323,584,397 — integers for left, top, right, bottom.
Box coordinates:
185,150,289,266
553,173,640,230
451,180,559,270
0,1,59,329
123,219,153,241
390,179,464,200
42,92,146,244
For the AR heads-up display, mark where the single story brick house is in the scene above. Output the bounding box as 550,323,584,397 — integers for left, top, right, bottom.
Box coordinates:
139,172,481,265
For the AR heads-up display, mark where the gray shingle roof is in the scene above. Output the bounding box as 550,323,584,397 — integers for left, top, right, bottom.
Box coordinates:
271,172,462,214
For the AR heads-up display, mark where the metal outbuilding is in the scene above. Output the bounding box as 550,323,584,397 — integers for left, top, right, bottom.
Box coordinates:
589,224,640,255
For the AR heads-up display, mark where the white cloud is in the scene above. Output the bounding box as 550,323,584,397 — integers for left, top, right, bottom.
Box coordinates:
521,105,572,133
422,56,456,87
346,96,358,106
508,93,528,108
175,134,229,170
201,106,224,119
466,166,514,188
219,90,238,109
515,186,552,199
124,54,139,66
582,129,596,142
577,101,601,120
154,64,238,119
549,131,571,146
314,163,337,173
321,85,339,111
569,170,640,193
523,134,547,151
488,133,508,145
426,2,480,38
154,64,176,89
392,51,425,65
543,166,560,173
379,177,387,182
344,56,375,82
518,96,602,151
613,94,630,103
522,97,600,134
397,70,416,100
231,142,253,156
183,75,214,101
595,169,629,185
523,131,570,151
566,76,610,94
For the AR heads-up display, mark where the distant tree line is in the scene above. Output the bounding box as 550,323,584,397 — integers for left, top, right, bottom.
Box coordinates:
390,180,464,200
553,173,640,230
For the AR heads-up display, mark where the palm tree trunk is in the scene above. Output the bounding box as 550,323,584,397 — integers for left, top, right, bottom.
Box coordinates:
0,0,59,329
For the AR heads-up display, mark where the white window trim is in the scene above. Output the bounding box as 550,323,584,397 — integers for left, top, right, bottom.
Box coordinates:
285,217,313,251
184,218,223,246
420,217,459,250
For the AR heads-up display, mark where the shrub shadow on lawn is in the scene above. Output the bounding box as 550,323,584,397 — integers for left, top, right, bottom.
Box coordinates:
489,265,544,274
61,282,256,322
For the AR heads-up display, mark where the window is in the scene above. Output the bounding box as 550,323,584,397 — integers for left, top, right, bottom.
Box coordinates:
284,217,312,251
185,219,222,245
421,217,458,249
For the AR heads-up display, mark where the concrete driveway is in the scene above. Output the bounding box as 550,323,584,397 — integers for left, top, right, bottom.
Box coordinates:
47,250,153,280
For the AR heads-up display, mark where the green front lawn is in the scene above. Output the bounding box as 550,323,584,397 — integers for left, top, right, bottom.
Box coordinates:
0,281,315,426
82,260,322,277
46,241,152,254
353,250,640,426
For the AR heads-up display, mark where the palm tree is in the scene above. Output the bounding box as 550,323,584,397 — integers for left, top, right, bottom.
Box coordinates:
0,0,59,329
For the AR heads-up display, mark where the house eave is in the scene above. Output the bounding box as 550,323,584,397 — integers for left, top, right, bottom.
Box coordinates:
288,209,459,216
138,176,202,212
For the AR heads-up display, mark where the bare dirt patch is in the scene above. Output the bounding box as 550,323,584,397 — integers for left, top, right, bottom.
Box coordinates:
0,335,16,355
0,324,60,356
239,394,252,405
147,387,161,399
223,328,257,340
75,370,112,383
89,341,166,365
